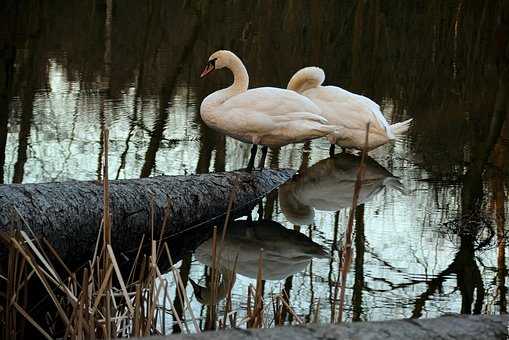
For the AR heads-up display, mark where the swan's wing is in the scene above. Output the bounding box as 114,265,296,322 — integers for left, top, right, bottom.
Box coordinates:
221,87,322,116
304,86,394,137
269,112,329,125
208,87,334,145
350,92,394,138
218,109,334,144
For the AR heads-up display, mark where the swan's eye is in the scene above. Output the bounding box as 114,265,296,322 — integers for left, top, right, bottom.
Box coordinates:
208,58,217,66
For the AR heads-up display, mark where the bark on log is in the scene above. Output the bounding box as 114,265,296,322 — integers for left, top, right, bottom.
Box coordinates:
0,169,294,268
141,314,509,340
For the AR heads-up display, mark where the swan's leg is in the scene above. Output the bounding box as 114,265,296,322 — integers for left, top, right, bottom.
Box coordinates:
257,199,264,220
329,144,335,157
246,144,257,171
258,146,268,169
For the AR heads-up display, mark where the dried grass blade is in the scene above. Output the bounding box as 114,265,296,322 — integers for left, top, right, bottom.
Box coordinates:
13,302,54,340
92,263,114,313
164,243,201,333
10,237,72,330
106,244,134,315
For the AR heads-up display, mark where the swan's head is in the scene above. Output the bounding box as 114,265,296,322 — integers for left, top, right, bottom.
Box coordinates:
200,50,240,78
189,278,208,304
287,66,325,93
189,276,231,305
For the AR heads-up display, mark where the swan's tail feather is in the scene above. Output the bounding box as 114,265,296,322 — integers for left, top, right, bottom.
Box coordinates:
390,118,413,137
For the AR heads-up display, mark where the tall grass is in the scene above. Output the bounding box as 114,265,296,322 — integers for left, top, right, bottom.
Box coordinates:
0,127,371,338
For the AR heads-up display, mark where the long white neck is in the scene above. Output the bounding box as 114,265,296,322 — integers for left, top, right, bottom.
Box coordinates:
287,66,325,93
201,55,249,113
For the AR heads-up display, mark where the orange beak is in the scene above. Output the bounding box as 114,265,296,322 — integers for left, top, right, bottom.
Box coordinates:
200,63,215,78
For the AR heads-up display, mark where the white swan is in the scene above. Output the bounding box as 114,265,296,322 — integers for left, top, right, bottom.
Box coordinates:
279,153,407,225
189,219,328,304
194,219,328,280
200,51,336,169
287,67,413,155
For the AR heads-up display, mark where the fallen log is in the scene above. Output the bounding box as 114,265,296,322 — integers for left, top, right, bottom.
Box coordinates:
0,169,294,268
141,314,509,340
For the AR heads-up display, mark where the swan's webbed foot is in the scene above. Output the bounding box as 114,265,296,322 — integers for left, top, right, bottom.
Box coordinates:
246,144,257,172
258,146,268,169
329,144,335,158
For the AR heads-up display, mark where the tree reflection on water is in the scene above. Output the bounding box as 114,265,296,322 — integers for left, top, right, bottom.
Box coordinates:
0,0,508,329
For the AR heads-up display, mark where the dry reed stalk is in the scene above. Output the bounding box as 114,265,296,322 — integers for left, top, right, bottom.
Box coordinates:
9,237,73,331
106,245,134,315
160,283,187,334
249,249,265,328
9,269,34,308
149,274,164,334
92,263,114,313
277,294,303,325
12,302,53,340
219,179,238,245
69,268,90,339
19,231,78,304
142,242,157,336
330,211,341,323
101,127,112,338
90,220,104,271
42,238,75,286
102,128,111,249
146,244,188,334
12,206,55,276
19,231,60,283
221,254,238,329
162,279,167,335
206,226,219,330
81,269,91,339
132,283,142,336
126,234,145,285
164,243,200,333
336,123,370,323
5,235,20,340
156,204,171,261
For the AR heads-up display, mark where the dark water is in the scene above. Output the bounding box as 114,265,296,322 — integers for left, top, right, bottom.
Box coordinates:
1,0,509,329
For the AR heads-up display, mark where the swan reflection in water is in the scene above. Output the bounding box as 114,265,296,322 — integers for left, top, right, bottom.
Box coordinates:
279,153,407,225
190,219,328,304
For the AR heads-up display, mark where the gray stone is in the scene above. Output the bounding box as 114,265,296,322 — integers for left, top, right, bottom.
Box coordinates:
142,315,509,340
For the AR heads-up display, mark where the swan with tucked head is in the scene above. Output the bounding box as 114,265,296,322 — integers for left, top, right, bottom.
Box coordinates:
200,51,336,170
279,153,407,225
287,67,413,155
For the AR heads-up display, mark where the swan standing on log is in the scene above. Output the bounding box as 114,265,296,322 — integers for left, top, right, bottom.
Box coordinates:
200,51,336,170
287,67,413,156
